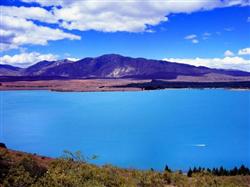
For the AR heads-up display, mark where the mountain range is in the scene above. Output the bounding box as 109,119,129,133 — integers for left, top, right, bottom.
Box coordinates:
1,54,250,80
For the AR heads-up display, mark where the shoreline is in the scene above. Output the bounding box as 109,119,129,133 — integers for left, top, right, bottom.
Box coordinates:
1,87,250,92
1,79,250,92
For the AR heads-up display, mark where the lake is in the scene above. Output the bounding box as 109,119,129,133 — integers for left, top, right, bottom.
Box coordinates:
0,89,249,171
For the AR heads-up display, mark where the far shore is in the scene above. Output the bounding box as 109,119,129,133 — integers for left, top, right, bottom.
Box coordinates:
0,79,250,92
0,79,144,92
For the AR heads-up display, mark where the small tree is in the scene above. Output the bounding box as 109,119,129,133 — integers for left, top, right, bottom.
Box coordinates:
62,150,98,163
239,165,249,175
164,165,172,172
193,167,197,173
207,168,211,173
230,167,238,176
187,168,192,177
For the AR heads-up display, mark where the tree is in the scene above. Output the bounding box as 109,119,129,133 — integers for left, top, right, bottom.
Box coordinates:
207,168,211,173
193,167,197,173
239,165,249,175
0,143,7,148
230,167,238,176
187,168,192,177
212,168,219,176
164,165,171,172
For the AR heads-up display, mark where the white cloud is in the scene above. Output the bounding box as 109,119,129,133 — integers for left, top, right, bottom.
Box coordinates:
1,0,249,51
191,144,206,147
238,47,250,55
21,0,68,6
21,0,250,9
66,57,80,61
224,50,234,56
248,17,250,22
192,39,199,44
0,6,57,23
53,1,169,32
0,43,19,51
16,0,250,33
163,56,250,72
0,52,58,67
0,15,80,51
185,34,197,40
185,34,199,44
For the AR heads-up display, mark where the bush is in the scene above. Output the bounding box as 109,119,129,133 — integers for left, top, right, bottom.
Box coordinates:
3,165,35,187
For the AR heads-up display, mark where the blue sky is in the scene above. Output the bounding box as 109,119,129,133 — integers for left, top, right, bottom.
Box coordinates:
0,0,250,71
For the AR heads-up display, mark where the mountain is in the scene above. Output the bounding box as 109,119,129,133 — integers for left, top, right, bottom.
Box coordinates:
23,59,73,76
1,54,250,79
0,64,22,76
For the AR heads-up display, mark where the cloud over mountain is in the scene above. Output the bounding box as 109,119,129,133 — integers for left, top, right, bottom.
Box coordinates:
163,56,250,72
0,52,58,67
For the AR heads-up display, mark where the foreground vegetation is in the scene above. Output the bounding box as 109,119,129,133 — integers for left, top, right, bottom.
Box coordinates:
0,147,250,187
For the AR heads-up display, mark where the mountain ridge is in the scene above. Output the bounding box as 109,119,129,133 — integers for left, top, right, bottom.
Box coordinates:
1,54,250,79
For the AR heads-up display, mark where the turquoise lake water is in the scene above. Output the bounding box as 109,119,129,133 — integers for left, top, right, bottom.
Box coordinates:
0,90,249,171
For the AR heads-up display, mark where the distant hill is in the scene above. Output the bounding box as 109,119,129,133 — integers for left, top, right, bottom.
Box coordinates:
1,54,250,80
0,64,22,76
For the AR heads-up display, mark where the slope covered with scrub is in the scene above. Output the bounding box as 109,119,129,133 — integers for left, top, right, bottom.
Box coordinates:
0,147,249,187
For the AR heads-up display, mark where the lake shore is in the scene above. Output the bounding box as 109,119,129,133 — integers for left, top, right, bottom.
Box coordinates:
0,79,250,92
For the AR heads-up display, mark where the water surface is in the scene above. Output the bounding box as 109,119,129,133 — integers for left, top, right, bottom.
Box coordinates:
0,89,249,170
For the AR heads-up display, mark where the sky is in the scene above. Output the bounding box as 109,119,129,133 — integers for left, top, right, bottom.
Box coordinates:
0,0,250,71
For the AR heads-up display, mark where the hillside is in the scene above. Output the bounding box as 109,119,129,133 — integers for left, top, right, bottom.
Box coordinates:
0,145,250,187
0,64,22,76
